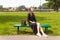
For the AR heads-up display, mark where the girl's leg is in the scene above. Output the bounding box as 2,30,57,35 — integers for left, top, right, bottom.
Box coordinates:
37,23,47,37
36,23,41,37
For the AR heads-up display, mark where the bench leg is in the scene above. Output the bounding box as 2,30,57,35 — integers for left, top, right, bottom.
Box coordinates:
44,27,48,34
17,26,19,34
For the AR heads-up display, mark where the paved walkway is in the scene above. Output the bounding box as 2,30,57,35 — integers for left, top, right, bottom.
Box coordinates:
0,35,60,40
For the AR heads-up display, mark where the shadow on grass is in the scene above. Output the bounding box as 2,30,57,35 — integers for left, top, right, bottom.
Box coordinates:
18,30,53,35
19,30,33,35
45,30,53,34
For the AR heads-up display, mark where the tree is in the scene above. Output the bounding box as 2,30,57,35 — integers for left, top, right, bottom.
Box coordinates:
46,0,60,11
16,5,27,11
34,7,37,9
42,3,50,9
38,5,42,9
0,5,3,11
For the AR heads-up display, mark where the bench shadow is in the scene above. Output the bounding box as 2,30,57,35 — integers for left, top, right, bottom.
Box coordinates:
19,29,53,35
19,30,33,35
44,30,53,34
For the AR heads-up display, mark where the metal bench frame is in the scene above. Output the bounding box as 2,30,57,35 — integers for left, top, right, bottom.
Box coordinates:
14,24,51,34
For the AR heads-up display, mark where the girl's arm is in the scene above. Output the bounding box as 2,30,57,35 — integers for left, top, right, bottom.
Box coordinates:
33,13,37,22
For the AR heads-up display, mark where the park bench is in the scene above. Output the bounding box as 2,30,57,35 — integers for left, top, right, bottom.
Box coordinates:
14,24,51,34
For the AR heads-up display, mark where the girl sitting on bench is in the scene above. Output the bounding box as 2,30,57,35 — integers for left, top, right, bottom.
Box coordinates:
27,7,47,37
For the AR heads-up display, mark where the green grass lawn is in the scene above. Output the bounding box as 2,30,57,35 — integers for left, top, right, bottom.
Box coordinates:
0,12,60,36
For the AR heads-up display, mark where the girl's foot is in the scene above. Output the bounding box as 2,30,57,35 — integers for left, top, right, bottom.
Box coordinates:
36,33,41,37
42,34,48,37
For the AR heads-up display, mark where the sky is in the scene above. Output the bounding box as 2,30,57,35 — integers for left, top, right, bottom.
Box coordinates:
0,0,46,8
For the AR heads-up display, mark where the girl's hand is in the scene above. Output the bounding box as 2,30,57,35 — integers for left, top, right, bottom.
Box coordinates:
30,21,32,22
31,22,35,23
30,21,36,23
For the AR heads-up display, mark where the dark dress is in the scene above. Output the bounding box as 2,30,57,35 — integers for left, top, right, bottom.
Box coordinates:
27,13,37,35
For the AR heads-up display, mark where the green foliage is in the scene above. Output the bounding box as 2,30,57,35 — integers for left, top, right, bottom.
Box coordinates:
0,5,3,11
16,5,27,11
38,6,42,9
46,0,60,11
42,3,49,9
0,5,3,9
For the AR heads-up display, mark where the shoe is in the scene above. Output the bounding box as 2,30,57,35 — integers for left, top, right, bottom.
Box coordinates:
42,34,48,37
36,33,41,37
